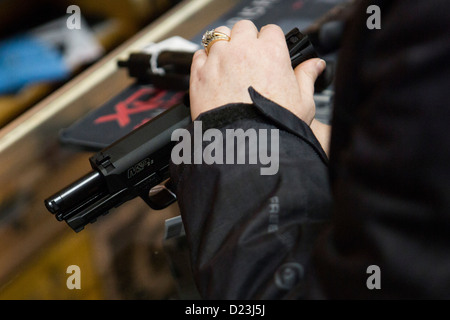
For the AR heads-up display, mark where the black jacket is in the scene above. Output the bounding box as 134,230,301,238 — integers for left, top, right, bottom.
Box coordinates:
170,0,450,299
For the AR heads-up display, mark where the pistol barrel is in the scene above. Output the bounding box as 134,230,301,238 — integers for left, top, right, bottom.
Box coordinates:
44,171,105,216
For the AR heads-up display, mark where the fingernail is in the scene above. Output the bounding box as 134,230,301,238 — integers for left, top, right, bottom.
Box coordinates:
316,59,326,72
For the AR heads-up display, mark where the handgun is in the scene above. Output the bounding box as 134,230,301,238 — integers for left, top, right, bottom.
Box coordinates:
44,28,331,232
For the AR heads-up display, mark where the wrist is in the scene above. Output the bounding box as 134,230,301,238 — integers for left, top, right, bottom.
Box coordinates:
310,119,331,157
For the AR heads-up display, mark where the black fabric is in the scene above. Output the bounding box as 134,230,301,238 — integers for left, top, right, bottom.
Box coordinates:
171,88,332,299
170,0,450,299
313,0,450,299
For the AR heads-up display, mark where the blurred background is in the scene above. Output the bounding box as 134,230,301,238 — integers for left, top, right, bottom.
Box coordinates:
0,0,183,127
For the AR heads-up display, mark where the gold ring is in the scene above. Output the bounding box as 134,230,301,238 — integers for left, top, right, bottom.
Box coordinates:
201,29,230,55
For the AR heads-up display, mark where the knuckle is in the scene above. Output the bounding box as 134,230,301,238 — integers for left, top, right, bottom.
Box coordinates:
190,51,204,70
261,24,285,41
233,19,256,30
261,23,282,33
192,49,201,58
192,50,204,62
214,25,230,34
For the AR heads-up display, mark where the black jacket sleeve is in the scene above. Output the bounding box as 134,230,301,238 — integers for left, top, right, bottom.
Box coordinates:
170,88,332,299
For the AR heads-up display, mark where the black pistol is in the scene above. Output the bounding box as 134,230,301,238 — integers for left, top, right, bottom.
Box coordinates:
45,104,191,232
44,28,331,232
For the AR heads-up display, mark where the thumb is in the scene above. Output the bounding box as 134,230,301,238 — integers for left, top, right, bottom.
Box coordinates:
294,58,326,96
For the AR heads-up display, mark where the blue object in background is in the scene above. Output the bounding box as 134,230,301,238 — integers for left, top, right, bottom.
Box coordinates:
0,34,69,94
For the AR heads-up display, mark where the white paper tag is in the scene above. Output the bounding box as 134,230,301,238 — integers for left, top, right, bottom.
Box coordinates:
142,36,199,75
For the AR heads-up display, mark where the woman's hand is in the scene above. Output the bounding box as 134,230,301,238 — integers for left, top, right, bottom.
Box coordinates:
189,20,326,124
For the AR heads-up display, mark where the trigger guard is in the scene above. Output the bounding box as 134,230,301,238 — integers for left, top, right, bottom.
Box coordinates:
142,180,177,210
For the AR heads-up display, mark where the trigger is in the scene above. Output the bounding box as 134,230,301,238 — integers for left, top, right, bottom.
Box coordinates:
142,179,177,210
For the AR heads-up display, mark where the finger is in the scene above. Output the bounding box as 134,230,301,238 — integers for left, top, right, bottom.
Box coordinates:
294,58,326,95
214,25,231,36
206,25,231,56
190,49,207,75
258,24,290,62
230,19,258,42
258,24,286,46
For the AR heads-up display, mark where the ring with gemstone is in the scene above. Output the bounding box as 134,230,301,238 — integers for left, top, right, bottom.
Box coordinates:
201,29,231,55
